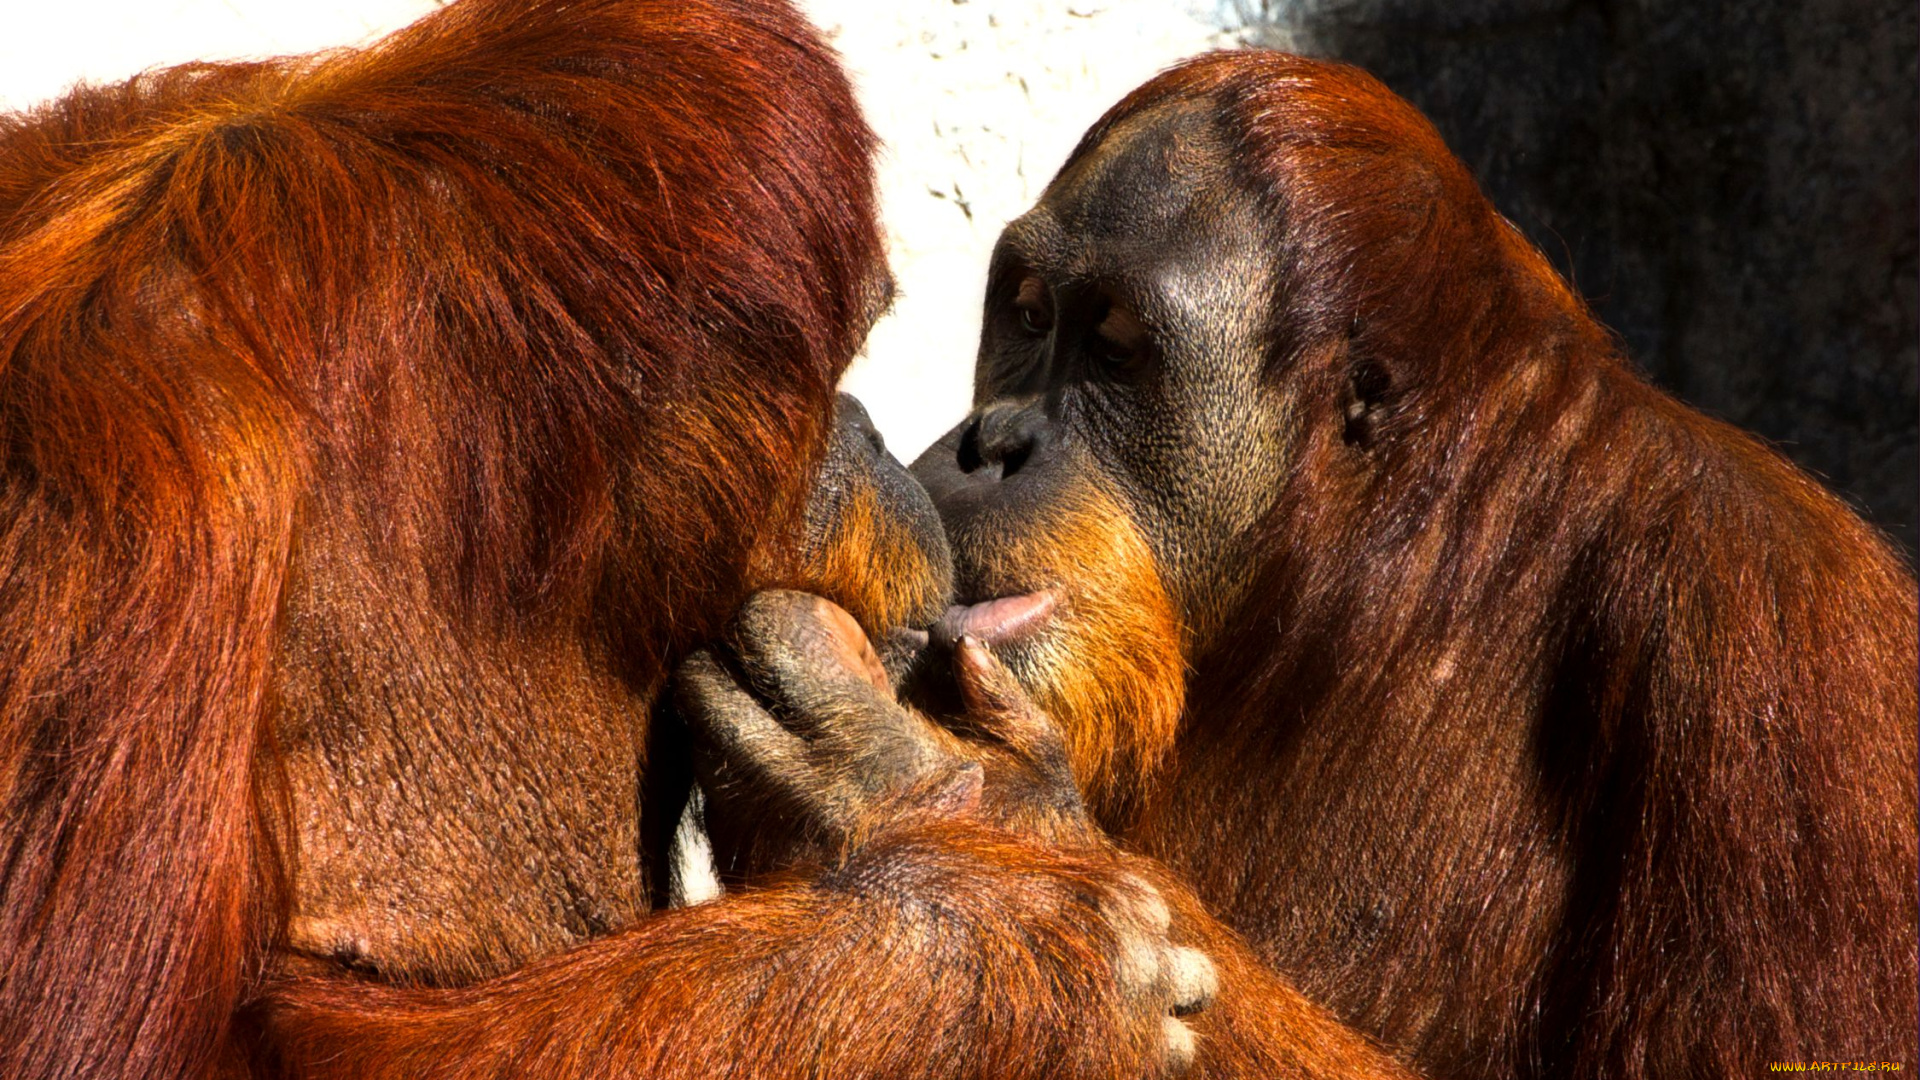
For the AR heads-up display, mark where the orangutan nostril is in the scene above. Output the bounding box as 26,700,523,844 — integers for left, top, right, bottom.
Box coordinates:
957,417,986,475
962,405,1042,481
997,442,1030,479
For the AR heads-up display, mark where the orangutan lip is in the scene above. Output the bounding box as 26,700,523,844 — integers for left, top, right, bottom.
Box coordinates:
930,590,1058,650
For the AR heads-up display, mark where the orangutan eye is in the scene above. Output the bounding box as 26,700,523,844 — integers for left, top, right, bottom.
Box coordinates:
1089,302,1149,369
1012,276,1053,337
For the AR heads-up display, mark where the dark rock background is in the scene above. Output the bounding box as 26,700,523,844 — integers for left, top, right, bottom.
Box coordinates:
1228,0,1917,556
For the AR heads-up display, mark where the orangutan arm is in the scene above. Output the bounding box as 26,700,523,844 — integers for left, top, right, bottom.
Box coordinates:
259,816,1209,1080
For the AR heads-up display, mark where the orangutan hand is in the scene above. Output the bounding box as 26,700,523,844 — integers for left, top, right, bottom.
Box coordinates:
672,589,1215,1074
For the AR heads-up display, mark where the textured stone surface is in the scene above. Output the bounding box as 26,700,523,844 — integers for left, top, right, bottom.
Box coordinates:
1227,0,1918,553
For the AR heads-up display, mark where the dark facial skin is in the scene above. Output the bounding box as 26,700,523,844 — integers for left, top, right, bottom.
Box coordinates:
805,393,954,628
820,397,946,558
913,99,1290,656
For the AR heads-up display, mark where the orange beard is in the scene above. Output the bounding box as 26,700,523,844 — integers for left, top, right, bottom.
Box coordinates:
949,480,1187,828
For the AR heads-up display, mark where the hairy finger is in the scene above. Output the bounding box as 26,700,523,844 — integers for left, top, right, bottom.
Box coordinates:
673,649,812,796
951,636,1076,788
730,590,912,738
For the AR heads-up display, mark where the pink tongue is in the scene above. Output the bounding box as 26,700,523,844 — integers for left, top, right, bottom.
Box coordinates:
933,591,1058,648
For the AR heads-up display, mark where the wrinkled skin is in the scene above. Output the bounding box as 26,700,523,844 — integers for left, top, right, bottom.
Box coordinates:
678,592,1096,877
924,99,1289,642
908,99,1286,827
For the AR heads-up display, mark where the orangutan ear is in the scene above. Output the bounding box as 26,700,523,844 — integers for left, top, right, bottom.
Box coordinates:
1340,316,1396,448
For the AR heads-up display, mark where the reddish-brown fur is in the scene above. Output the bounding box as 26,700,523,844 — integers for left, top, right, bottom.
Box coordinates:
993,54,1917,1077
259,818,1202,1079
0,4,1400,1078
0,0,877,1071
